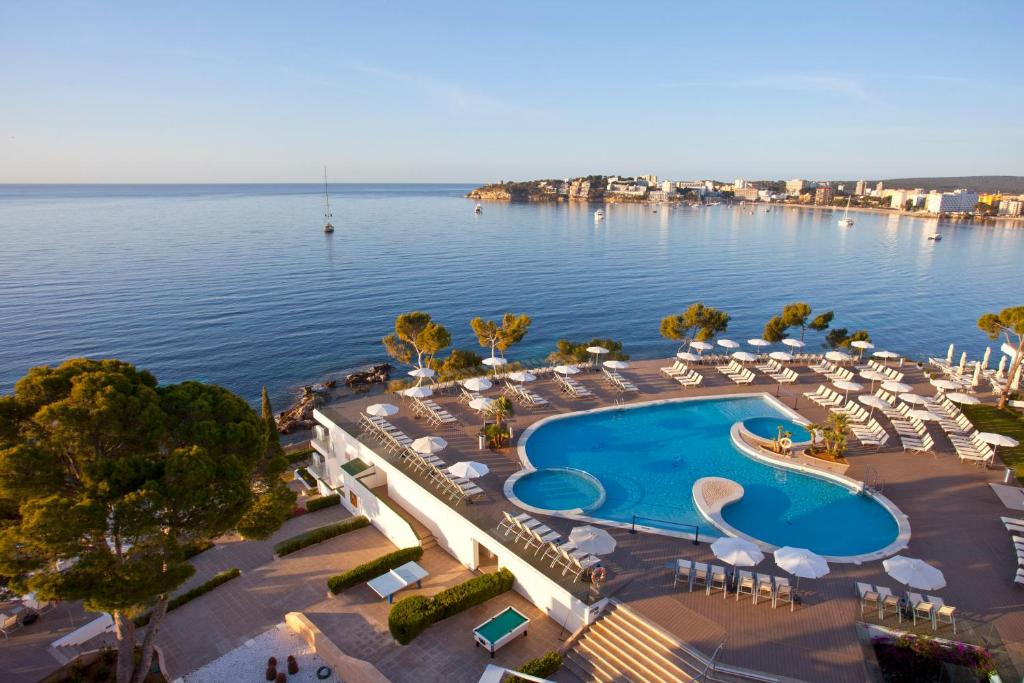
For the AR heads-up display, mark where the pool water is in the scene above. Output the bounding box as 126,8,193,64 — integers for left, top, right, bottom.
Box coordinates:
743,416,813,443
519,396,900,557
512,468,603,512
475,607,527,643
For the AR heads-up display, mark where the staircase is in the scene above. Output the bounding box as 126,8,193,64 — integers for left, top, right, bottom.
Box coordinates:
562,602,778,683
418,530,438,551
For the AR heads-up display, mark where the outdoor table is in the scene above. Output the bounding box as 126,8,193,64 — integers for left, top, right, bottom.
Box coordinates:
366,561,429,604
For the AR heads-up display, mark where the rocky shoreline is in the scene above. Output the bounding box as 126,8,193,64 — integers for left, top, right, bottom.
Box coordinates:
274,363,392,434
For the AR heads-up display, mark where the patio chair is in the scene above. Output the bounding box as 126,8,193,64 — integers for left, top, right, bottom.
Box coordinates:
928,596,957,634
735,570,755,601
907,592,935,629
773,578,793,611
673,559,693,590
691,562,709,592
755,574,773,605
0,614,21,639
708,565,728,598
877,587,901,623
856,582,880,616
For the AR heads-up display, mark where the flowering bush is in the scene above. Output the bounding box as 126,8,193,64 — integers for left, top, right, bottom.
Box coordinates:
872,634,996,682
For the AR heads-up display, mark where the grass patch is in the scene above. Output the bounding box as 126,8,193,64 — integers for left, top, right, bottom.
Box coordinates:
327,546,423,595
274,516,369,557
388,568,515,645
296,467,317,488
305,493,340,512
135,568,241,627
962,404,1024,480
512,652,562,682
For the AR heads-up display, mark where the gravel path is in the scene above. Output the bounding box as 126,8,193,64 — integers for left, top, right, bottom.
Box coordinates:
183,623,340,683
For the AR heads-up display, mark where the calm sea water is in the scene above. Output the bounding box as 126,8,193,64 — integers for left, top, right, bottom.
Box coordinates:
0,184,1021,410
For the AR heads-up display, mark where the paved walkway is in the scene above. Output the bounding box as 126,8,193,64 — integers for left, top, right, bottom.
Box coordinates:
157,506,395,678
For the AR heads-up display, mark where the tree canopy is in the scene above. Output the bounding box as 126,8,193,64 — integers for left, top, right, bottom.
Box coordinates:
825,328,871,349
978,306,1024,409
548,338,628,363
659,303,730,348
808,311,834,333
762,315,788,343
470,313,531,359
0,359,292,683
382,311,452,369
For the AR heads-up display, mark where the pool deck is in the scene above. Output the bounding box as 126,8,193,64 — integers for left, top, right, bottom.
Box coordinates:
321,357,1024,681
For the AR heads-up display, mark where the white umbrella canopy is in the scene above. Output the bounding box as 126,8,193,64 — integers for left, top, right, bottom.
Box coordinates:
366,403,400,418
982,347,992,370
568,526,617,555
930,378,959,391
769,351,794,361
972,362,982,386
717,339,740,349
408,367,436,379
469,397,495,412
404,386,434,399
782,338,806,349
554,365,581,375
482,356,508,370
873,350,899,364
977,432,1020,448
508,370,536,383
603,360,630,370
411,436,447,454
850,340,875,350
860,370,887,382
748,338,771,348
858,394,891,410
945,392,980,405
586,346,610,355
825,350,853,362
958,351,968,373
833,379,863,399
997,355,1008,378
898,392,928,405
710,537,764,566
883,556,946,591
908,409,942,422
448,461,489,479
690,341,714,351
774,546,830,580
462,377,493,392
882,381,912,394
732,351,758,362
946,343,955,364
677,351,701,362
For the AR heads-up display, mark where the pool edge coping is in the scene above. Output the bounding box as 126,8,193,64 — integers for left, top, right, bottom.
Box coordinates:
512,391,912,563
503,466,607,518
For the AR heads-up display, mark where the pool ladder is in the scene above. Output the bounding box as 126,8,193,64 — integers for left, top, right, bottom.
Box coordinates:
862,465,883,495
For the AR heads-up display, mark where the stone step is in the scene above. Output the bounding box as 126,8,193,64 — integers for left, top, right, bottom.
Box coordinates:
564,646,627,683
583,626,683,683
593,612,701,681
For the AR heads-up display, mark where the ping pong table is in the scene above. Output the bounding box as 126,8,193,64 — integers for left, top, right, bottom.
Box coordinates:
366,561,429,603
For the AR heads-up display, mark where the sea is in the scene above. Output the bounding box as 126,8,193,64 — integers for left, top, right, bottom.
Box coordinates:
1,183,1021,412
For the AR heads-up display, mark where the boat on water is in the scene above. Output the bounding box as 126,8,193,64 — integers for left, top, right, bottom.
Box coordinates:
322,167,334,233
594,209,605,221
838,196,855,227
928,233,943,241
474,203,482,214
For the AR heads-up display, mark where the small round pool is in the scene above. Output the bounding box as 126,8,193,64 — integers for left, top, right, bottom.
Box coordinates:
741,416,813,446
509,467,605,514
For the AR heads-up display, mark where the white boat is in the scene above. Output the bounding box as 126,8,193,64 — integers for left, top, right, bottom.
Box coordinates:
838,196,854,227
928,233,942,241
474,203,482,214
594,209,605,221
322,167,334,233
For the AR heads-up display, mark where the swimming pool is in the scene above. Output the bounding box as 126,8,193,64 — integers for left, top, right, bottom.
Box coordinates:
516,395,905,559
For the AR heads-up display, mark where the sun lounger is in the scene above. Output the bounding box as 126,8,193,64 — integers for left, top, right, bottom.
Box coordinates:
856,582,880,616
928,595,957,633
708,565,728,597
735,570,755,601
692,562,709,591
773,577,793,611
877,586,901,623
754,574,773,605
673,559,692,589
907,592,936,628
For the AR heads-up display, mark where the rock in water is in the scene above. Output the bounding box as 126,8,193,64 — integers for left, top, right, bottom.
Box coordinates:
345,363,392,387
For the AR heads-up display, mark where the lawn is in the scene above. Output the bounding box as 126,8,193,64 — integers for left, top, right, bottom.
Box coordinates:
961,404,1024,481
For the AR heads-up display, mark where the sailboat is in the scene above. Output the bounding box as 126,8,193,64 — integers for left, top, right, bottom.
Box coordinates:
838,196,855,227
322,167,335,233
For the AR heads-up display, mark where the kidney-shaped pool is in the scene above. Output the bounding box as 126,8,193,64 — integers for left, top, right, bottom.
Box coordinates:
515,395,905,560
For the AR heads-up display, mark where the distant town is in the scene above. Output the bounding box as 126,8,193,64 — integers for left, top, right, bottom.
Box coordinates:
467,175,1024,219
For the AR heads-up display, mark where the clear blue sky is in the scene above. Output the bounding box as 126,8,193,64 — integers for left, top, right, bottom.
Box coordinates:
2,1,1021,183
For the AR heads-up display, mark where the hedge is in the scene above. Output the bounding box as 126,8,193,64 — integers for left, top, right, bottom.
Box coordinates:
135,568,241,627
305,493,340,512
287,447,315,464
512,652,562,682
388,568,515,644
274,516,369,557
327,546,423,595
296,467,317,488
182,539,213,559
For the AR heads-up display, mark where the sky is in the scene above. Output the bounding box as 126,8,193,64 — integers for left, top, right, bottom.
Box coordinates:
1,1,1022,183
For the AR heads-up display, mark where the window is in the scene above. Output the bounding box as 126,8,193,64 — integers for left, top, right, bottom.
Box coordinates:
349,491,359,509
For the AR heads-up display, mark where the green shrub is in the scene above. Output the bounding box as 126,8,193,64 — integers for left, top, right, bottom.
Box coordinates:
296,467,317,488
327,546,423,594
305,493,340,512
181,539,213,559
388,568,515,644
135,568,241,627
512,651,562,682
286,447,315,464
274,516,369,557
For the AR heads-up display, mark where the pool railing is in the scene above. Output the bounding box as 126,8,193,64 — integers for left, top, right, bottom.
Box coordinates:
630,515,700,545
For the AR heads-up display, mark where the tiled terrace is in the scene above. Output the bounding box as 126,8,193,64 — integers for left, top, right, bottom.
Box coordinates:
322,356,1024,681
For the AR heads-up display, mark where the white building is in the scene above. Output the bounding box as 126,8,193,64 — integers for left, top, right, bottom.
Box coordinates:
925,189,979,214
855,180,866,195
661,181,676,196
734,178,748,189
786,178,808,194
999,198,1023,216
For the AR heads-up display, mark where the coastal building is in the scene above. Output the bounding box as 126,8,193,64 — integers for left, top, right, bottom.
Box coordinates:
876,181,885,192
998,198,1023,216
978,193,1002,206
815,185,835,205
786,178,808,194
855,180,866,195
734,187,760,201
925,189,979,214
661,181,676,196
639,175,658,186
734,178,748,189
